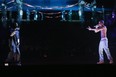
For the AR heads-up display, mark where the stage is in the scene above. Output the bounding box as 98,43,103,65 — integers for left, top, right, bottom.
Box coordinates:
0,0,116,66
20,21,116,65
0,20,116,66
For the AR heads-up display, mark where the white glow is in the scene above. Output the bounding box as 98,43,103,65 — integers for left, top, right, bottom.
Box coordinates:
20,10,23,15
18,39,20,43
78,10,82,17
4,63,9,66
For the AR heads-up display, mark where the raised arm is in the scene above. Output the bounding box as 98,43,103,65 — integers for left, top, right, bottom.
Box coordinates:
87,26,104,33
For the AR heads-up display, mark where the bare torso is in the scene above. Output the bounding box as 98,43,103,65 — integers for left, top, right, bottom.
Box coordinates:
100,26,107,38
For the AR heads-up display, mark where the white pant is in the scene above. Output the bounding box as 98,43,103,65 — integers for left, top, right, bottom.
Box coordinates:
99,37,113,62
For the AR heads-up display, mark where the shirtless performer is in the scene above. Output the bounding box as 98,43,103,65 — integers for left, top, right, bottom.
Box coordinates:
87,20,113,64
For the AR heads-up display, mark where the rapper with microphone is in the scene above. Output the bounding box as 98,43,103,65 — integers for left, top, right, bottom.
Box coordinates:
87,20,113,64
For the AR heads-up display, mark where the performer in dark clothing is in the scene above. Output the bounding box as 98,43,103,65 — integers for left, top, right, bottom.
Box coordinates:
5,21,21,66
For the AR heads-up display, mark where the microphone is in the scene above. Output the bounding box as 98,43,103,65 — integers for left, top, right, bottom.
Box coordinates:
94,25,99,28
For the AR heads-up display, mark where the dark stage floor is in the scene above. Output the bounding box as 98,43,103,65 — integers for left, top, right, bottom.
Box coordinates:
21,21,116,65
0,21,116,66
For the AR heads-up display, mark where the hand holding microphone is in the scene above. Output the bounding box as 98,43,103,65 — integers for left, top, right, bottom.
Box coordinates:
94,25,99,28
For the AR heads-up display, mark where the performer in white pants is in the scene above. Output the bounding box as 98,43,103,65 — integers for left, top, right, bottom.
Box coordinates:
87,20,113,64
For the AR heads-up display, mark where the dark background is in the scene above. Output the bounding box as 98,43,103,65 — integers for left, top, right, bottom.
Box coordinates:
0,0,116,65
20,20,116,65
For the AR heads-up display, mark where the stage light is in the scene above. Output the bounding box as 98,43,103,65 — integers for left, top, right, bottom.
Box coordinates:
1,3,5,6
112,11,115,18
78,10,82,17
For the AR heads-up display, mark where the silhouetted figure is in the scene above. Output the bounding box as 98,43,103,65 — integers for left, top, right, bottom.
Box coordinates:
68,10,72,21
61,10,66,21
26,9,30,21
5,20,21,66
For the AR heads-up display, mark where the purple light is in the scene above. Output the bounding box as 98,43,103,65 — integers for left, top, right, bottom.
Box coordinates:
112,11,115,18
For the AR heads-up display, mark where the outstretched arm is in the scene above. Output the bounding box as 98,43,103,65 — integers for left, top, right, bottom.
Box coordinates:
87,26,104,33
87,26,96,32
